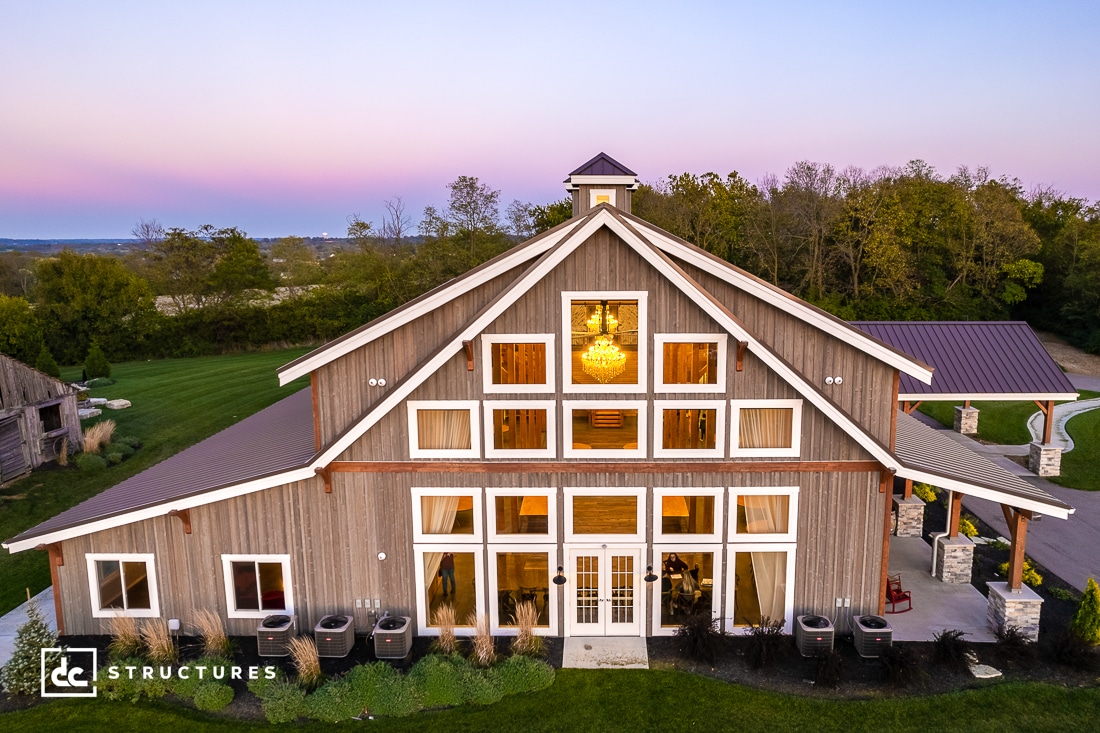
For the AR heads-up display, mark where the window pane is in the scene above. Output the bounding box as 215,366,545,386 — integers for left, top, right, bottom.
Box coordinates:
661,409,717,450
492,409,548,450
739,408,793,449
421,495,475,534
491,343,546,385
416,409,472,450
96,560,124,609
495,495,549,535
662,343,718,385
121,561,151,610
570,408,638,450
661,495,715,534
496,552,549,627
232,561,260,611
659,552,714,627
258,562,286,611
572,496,637,534
732,551,786,626
424,551,475,626
569,299,639,385
39,404,63,432
736,495,790,535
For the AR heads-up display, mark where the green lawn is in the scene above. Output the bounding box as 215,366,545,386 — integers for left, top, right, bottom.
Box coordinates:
918,400,1049,445
3,673,1099,732
1053,400,1100,491
0,348,311,616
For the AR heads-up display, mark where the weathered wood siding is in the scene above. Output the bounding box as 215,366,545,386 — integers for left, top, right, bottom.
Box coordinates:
0,354,81,473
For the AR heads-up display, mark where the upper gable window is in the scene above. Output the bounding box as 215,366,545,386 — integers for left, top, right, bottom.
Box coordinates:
590,189,616,207
730,400,802,458
655,335,727,393
653,400,725,458
484,401,555,458
562,291,647,393
482,335,554,394
408,401,480,459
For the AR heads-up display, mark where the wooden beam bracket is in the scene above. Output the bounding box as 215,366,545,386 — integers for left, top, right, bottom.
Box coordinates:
735,341,748,372
167,508,192,534
316,465,333,494
463,340,474,371
35,542,64,566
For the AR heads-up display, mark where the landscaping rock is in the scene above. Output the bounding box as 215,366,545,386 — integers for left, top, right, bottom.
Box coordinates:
78,408,102,420
104,399,131,410
88,397,108,406
968,662,1002,679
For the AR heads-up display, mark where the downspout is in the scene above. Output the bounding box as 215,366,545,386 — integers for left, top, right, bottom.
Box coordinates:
930,491,952,577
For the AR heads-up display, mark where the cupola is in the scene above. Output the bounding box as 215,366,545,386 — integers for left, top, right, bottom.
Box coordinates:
564,152,639,216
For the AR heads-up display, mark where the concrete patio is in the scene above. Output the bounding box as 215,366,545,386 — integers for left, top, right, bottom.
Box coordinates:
885,536,996,642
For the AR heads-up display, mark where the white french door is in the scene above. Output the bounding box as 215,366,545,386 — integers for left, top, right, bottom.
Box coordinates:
565,546,643,636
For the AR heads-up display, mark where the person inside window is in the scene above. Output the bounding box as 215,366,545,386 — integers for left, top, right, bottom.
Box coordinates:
663,552,688,576
439,552,456,596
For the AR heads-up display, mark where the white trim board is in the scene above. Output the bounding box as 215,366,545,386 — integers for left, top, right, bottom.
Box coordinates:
895,465,1073,520
899,392,1079,402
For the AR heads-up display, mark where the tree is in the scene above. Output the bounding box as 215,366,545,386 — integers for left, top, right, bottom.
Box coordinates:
1071,577,1100,644
34,344,60,378
143,226,273,311
0,601,59,695
84,340,111,379
206,227,276,304
529,198,573,235
505,199,534,240
269,236,320,297
131,218,165,250
0,294,42,362
381,197,412,247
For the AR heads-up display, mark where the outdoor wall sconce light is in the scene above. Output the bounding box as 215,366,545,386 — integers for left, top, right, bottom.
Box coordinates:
552,566,567,585
377,551,387,561
643,566,659,583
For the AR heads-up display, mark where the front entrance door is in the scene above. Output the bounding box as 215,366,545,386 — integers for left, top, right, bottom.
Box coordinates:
566,546,642,636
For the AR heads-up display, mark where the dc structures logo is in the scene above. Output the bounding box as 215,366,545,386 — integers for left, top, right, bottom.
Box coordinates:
41,647,98,697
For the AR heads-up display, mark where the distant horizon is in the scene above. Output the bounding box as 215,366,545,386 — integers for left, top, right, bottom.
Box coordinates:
3,2,1098,239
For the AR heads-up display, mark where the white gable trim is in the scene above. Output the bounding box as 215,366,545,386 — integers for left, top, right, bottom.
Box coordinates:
277,220,586,386
627,217,934,385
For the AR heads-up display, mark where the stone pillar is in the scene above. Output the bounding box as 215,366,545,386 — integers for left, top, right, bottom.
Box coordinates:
893,496,925,537
935,535,975,583
1028,442,1062,477
954,406,979,435
987,582,1043,641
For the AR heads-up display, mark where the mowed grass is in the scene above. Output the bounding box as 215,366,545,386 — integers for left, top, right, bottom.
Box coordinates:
918,399,1050,445
1053,395,1100,491
0,348,311,616
3,673,1100,732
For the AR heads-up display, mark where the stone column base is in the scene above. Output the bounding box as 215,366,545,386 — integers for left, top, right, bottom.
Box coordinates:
954,406,979,434
893,496,925,537
935,535,974,584
987,582,1042,641
1029,442,1062,477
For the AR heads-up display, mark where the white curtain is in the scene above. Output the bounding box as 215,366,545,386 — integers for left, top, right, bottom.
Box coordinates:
417,410,472,450
750,552,786,622
739,408,793,449
422,495,460,592
742,495,788,535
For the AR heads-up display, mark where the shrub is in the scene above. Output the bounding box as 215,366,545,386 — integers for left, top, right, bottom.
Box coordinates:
491,654,555,697
994,625,1036,668
369,675,422,717
171,657,233,698
83,419,116,454
510,601,543,657
1050,587,1078,602
73,452,107,473
192,609,233,659
675,609,727,664
35,345,60,378
1070,577,1100,645
998,558,1043,587
105,449,125,464
958,515,979,538
466,612,496,668
305,678,363,723
431,605,459,655
108,614,144,660
407,654,467,708
57,437,69,466
98,657,145,702
193,682,234,712
246,667,287,699
460,665,503,706
744,616,787,670
260,679,307,724
912,482,938,503
932,629,970,673
289,636,322,689
1048,629,1100,672
135,675,169,700
0,600,60,695
346,661,403,713
84,341,112,379
880,644,918,687
990,539,1011,553
815,649,844,688
113,434,143,449
111,442,136,459
142,619,177,664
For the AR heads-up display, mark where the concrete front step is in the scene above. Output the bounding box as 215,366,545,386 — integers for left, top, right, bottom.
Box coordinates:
561,636,649,669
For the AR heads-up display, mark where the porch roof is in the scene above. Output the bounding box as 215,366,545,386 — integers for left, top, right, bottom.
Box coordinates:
893,410,1073,518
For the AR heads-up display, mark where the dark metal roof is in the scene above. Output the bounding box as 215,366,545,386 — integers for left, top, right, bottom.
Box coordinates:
6,388,315,545
894,411,1073,514
568,152,637,177
852,322,1077,398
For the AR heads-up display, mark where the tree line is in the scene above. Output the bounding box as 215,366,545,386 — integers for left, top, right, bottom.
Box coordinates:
1,162,1097,372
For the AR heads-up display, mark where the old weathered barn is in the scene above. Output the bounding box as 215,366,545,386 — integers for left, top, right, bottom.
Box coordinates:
0,353,81,484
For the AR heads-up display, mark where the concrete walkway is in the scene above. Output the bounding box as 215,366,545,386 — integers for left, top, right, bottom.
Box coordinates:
561,637,649,668
0,587,56,668
1024,396,1100,452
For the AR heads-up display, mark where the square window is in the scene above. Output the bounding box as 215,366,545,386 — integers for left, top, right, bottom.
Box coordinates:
563,400,646,458
482,335,555,393
412,488,483,542
653,401,725,457
221,555,293,618
653,488,723,542
484,402,555,458
565,488,645,541
488,489,556,541
730,400,802,457
408,401,480,458
654,335,727,393
87,553,159,617
562,292,647,393
729,487,798,542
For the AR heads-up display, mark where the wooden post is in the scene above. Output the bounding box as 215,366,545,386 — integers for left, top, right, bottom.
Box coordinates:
903,478,913,499
890,370,899,452
35,543,65,636
964,399,971,409
948,491,962,538
1043,400,1054,445
878,469,894,616
1001,504,1031,591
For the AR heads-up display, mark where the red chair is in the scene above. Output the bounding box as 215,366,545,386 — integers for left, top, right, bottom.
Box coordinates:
885,576,912,614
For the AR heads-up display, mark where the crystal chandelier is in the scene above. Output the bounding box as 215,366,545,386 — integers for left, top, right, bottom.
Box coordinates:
581,304,626,383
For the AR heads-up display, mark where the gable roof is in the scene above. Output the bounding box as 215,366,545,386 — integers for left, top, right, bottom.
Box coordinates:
0,352,76,410
568,152,637,177
852,322,1077,401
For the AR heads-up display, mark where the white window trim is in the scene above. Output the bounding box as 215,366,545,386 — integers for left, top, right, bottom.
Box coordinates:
413,544,486,636
407,400,481,459
481,334,556,394
652,487,725,543
87,553,160,618
411,486,484,543
728,485,800,543
729,399,803,458
220,554,294,620
653,334,728,394
486,487,558,543
652,400,727,458
724,542,796,634
564,486,646,542
590,188,616,208
483,400,557,459
487,544,559,636
562,400,647,459
561,290,648,394
650,543,724,636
